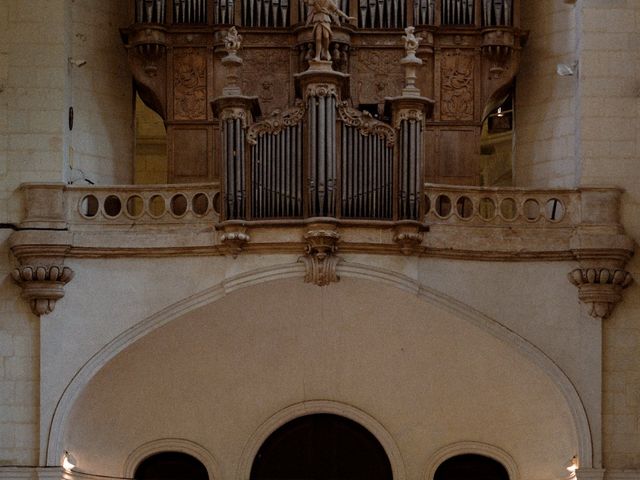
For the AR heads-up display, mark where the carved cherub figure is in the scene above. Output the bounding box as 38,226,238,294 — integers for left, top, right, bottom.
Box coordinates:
305,0,355,62
224,26,242,56
402,26,420,58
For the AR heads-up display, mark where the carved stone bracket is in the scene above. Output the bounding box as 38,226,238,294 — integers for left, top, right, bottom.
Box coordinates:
11,265,74,316
219,226,250,258
393,221,427,255
568,268,634,320
337,101,396,147
246,100,306,144
301,225,341,286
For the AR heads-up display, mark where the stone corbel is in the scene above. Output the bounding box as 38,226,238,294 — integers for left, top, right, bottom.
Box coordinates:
218,224,250,258
393,221,427,255
301,223,341,286
568,188,636,320
11,265,74,316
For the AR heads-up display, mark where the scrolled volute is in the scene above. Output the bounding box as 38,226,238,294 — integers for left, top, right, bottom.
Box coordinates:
246,100,306,145
337,101,396,147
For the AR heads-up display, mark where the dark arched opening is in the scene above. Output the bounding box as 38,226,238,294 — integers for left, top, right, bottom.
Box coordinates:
250,413,393,480
135,451,209,480
434,454,509,480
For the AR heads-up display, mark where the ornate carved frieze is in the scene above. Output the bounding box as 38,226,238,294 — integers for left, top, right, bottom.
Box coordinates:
301,225,341,286
352,49,404,105
337,101,396,146
246,100,306,144
441,49,474,121
305,83,339,100
11,265,74,316
173,48,207,120
219,108,250,127
240,49,292,113
568,268,634,320
393,109,425,128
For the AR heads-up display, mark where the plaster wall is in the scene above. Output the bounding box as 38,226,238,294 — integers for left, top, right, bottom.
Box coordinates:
63,277,578,480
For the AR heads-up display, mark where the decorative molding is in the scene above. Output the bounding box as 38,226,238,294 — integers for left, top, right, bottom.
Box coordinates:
305,83,339,100
568,268,633,319
424,442,519,480
219,229,250,258
236,400,406,480
11,265,74,316
219,108,249,127
394,108,425,128
301,226,341,286
123,438,221,480
246,100,306,145
337,101,396,147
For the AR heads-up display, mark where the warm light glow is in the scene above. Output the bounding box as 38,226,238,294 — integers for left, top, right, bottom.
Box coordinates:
497,107,504,117
63,452,77,472
566,456,579,478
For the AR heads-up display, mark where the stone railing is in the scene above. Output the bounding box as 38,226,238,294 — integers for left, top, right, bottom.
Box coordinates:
424,184,576,226
10,182,634,316
66,183,221,227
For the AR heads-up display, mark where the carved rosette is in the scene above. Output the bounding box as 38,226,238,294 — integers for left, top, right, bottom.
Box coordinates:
568,268,634,319
337,101,396,147
246,100,306,145
301,227,341,286
11,265,74,316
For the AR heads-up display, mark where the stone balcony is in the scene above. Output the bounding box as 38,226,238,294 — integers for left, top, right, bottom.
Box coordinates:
8,182,635,317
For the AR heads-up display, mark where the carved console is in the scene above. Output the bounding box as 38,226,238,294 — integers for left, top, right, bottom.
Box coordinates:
11,265,74,316
301,223,341,286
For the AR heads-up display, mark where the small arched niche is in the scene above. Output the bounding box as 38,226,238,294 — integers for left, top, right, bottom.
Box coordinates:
250,413,393,480
135,451,209,480
434,454,510,480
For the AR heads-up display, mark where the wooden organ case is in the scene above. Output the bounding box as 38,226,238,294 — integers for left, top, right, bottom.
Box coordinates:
122,0,526,190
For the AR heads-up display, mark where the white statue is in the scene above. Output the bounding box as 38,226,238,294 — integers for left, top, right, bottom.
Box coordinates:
224,26,242,57
402,26,420,59
305,0,355,62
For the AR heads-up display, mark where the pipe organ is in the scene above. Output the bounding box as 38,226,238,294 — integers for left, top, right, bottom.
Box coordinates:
122,0,526,221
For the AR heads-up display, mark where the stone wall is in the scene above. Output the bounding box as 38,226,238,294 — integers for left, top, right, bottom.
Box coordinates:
515,0,578,187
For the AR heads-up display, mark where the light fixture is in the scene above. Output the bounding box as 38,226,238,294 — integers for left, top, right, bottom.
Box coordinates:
63,451,77,472
566,456,579,478
68,58,88,68
557,62,577,77
497,107,504,117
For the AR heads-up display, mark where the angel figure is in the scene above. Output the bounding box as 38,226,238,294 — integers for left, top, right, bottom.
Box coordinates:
305,0,355,62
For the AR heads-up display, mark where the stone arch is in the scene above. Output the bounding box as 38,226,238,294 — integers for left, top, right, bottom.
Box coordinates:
236,400,405,480
46,261,593,468
424,442,519,480
123,438,221,480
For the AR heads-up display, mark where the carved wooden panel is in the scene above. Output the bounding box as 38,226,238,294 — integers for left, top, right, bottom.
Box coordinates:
351,49,404,107
240,48,292,114
169,127,211,181
440,49,474,121
173,48,208,120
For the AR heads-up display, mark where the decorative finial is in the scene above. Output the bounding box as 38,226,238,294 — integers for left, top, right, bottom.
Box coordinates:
400,26,423,97
223,26,243,62
222,27,243,96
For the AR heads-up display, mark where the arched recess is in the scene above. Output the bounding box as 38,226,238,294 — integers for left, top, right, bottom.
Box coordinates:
123,438,221,480
238,401,404,480
46,261,593,471
424,442,519,480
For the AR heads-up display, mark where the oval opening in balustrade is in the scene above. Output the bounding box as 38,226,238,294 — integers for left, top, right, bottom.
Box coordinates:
149,195,166,217
126,195,145,218
523,199,540,221
499,198,517,220
545,198,565,222
456,196,473,219
212,192,221,215
79,195,99,218
192,193,209,216
479,197,496,220
104,195,122,218
435,195,452,218
171,194,188,217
